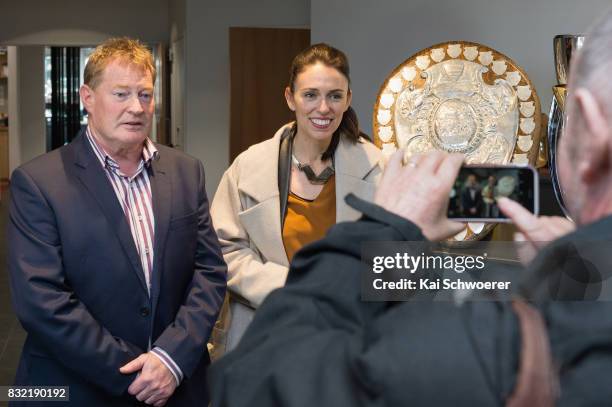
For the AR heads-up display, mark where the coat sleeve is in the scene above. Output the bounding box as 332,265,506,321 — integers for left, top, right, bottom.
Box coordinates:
8,167,143,396
210,162,288,308
153,160,227,377
208,195,427,406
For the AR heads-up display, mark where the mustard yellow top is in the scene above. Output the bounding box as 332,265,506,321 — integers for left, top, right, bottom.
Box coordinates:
282,176,336,262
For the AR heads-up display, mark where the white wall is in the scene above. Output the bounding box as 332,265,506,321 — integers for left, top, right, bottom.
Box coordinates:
311,0,612,137
183,0,310,195
7,47,21,175
0,0,169,45
7,46,45,173
170,0,186,43
17,47,45,165
169,0,186,152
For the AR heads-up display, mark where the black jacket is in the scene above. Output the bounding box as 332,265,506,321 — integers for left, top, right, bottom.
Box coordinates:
209,195,612,406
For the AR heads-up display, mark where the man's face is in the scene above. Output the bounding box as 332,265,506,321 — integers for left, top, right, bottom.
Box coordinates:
81,59,154,151
466,175,477,187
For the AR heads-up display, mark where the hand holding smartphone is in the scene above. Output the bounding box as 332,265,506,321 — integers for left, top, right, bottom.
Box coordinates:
448,165,539,222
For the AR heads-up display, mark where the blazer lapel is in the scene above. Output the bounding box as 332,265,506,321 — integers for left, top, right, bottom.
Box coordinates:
148,156,172,307
72,133,149,294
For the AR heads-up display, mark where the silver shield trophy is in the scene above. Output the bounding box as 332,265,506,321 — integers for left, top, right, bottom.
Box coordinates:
374,41,542,241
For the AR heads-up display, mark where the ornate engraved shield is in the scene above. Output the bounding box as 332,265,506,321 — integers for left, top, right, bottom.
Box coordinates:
373,42,542,240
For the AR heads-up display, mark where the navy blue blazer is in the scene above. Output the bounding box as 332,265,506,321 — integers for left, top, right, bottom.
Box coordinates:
8,131,227,406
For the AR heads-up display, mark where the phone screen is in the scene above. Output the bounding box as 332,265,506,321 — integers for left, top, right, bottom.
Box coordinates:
447,165,538,221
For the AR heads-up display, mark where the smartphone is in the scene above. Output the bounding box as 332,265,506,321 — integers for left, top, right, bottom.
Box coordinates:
447,165,539,222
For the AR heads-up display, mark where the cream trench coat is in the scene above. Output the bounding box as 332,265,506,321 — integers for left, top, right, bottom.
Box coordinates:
210,123,382,355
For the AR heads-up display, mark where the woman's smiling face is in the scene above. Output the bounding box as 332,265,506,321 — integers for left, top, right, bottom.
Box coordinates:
285,62,352,143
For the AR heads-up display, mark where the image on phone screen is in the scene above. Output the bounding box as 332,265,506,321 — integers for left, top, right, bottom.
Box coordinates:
447,165,539,222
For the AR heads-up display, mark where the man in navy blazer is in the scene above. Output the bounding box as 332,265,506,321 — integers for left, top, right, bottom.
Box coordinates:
8,38,226,406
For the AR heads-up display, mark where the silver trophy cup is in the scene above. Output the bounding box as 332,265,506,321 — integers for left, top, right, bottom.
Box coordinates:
548,34,585,217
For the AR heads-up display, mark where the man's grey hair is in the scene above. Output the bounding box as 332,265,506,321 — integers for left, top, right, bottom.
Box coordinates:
573,7,612,118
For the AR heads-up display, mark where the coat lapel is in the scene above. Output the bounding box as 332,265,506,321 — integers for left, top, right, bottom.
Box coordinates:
238,199,288,266
72,133,149,294
148,155,172,306
235,125,290,267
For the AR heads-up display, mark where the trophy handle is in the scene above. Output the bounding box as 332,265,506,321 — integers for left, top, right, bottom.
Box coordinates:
536,113,548,169
552,86,567,111
547,95,571,218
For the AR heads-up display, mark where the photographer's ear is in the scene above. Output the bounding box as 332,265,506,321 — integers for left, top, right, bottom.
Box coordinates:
574,88,610,185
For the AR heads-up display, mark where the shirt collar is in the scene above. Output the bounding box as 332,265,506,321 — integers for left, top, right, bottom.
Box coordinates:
86,126,159,172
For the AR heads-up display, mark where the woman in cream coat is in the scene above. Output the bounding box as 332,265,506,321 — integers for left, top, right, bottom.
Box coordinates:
210,44,382,354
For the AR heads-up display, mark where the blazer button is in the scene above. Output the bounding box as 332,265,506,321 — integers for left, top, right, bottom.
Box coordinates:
140,307,150,317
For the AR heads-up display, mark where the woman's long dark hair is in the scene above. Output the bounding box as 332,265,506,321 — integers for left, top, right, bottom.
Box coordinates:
288,43,367,160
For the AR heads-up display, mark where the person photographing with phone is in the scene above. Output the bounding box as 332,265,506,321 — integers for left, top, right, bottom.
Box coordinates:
210,8,612,406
